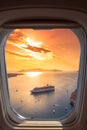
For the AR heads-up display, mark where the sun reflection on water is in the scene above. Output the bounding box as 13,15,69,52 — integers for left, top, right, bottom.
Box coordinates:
25,72,42,77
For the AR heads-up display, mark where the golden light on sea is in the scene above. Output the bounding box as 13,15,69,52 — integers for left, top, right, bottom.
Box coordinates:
25,72,42,77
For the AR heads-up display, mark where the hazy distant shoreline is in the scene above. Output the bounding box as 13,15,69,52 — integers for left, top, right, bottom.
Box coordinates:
18,69,63,73
8,70,77,78
8,69,62,78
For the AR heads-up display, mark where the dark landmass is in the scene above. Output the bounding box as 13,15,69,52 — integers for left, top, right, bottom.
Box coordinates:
70,89,77,106
8,73,24,78
18,68,62,73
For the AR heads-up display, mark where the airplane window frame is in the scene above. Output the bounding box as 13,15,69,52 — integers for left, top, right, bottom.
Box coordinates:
0,8,87,130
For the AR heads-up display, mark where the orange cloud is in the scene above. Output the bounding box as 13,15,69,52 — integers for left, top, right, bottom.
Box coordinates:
6,50,32,58
5,29,80,72
6,29,54,61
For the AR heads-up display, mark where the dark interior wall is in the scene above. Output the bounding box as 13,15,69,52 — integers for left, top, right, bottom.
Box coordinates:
0,0,87,12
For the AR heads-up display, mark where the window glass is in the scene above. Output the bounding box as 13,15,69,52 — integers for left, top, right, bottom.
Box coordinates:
5,29,80,120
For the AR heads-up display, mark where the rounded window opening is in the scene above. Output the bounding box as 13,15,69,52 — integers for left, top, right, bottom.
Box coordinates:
5,28,80,120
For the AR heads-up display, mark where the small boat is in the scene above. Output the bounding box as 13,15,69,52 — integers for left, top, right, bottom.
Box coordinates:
53,109,56,113
31,84,55,94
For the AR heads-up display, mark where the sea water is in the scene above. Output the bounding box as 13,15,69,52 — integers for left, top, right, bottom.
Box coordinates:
8,71,78,120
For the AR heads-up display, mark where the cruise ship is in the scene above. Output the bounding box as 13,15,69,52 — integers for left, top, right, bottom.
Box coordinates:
31,84,55,94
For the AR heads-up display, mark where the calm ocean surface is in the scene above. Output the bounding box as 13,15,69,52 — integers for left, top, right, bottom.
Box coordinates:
8,71,78,120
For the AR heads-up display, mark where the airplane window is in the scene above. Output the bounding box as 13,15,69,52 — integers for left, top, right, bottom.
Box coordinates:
5,29,80,120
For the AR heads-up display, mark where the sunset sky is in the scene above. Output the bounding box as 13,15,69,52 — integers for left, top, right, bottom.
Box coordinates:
5,29,80,72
